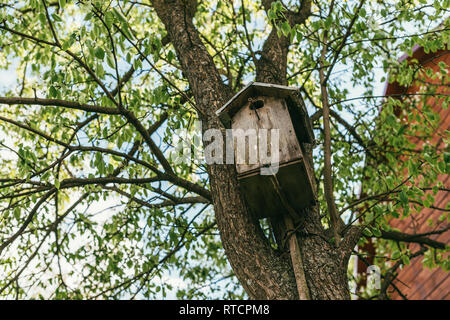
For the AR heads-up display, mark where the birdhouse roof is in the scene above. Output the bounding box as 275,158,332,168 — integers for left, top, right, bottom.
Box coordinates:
216,82,300,127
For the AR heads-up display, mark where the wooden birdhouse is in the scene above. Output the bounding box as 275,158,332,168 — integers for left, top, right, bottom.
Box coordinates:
216,82,316,220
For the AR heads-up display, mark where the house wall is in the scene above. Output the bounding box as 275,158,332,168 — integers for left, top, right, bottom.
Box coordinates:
384,46,449,300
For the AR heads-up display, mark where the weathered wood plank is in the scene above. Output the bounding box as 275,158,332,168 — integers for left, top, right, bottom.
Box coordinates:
231,96,303,174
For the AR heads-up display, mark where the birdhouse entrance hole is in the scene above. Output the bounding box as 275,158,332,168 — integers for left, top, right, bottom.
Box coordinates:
249,99,264,110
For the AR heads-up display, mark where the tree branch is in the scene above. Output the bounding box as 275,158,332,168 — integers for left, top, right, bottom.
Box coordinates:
375,229,448,250
256,0,312,84
0,96,120,114
318,0,342,246
378,247,427,300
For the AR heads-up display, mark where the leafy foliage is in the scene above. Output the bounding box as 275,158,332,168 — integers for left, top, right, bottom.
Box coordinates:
0,0,448,299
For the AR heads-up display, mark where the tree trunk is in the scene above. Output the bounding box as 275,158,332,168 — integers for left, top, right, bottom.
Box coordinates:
152,0,359,300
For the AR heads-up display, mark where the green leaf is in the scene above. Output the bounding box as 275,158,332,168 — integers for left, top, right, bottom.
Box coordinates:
62,38,73,50
38,13,47,25
397,124,407,135
49,86,58,98
106,53,116,69
94,47,105,60
167,51,175,63
51,13,63,22
386,176,395,189
104,11,115,28
391,251,401,260
359,8,367,18
84,12,93,21
281,21,291,37
401,255,410,265
121,23,134,40
14,206,21,220
268,9,277,20
371,227,382,237
113,8,128,25
399,190,409,205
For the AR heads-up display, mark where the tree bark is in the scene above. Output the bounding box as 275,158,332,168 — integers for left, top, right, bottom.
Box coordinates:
152,0,359,300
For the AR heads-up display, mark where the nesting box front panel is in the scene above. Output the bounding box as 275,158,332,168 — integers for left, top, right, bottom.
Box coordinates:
230,96,303,175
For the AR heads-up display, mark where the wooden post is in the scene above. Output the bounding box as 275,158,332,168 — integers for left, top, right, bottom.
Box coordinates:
271,176,310,300
284,215,310,300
